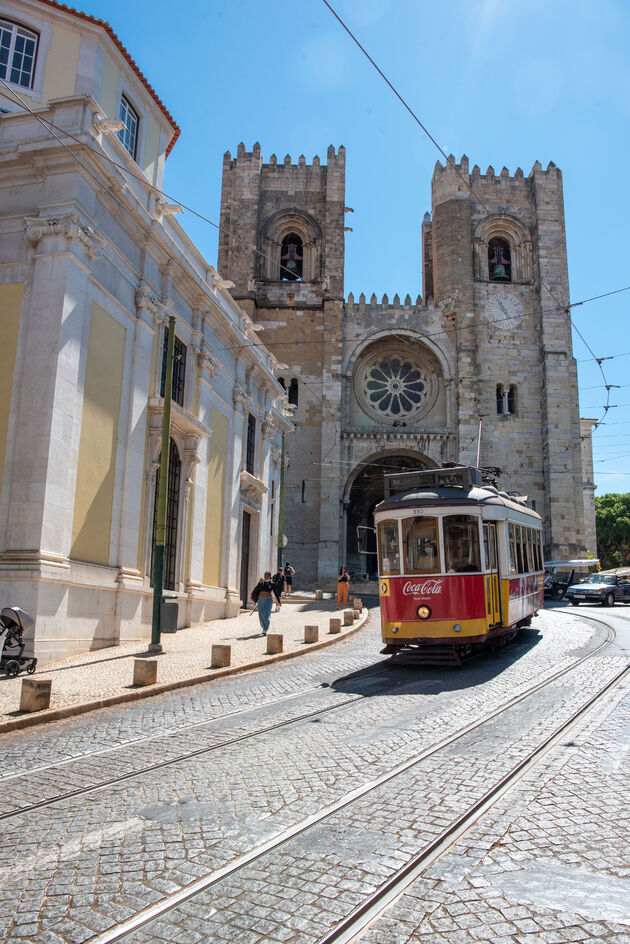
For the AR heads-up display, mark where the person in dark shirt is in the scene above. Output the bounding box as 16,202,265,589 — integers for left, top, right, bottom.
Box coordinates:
337,565,350,609
283,562,295,596
251,571,281,635
272,569,286,612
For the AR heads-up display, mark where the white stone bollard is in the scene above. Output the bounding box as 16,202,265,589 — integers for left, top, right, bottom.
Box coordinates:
343,610,354,626
304,625,319,643
20,678,51,712
329,618,342,634
267,633,283,654
211,645,231,668
133,659,157,686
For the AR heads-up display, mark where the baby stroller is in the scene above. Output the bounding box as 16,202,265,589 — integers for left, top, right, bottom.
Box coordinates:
0,607,36,677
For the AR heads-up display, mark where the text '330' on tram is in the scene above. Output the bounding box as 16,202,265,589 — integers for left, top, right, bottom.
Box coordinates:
374,466,544,665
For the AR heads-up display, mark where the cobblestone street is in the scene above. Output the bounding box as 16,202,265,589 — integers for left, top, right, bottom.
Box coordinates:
1,603,629,943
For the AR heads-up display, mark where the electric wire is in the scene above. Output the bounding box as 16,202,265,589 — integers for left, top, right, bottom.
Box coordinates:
318,0,622,436
3,52,627,480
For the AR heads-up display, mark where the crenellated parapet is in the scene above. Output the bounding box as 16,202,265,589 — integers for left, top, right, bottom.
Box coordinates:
222,142,345,174
346,291,424,311
431,153,563,209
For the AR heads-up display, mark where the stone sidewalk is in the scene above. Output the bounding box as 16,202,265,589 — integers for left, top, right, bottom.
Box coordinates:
0,592,369,733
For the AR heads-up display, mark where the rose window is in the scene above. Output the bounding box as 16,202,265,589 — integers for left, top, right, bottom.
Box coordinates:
355,347,438,422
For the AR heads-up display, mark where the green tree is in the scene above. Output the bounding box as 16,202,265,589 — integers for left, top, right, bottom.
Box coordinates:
595,493,630,569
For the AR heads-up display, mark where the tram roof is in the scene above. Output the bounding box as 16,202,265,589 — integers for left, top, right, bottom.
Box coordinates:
375,485,541,520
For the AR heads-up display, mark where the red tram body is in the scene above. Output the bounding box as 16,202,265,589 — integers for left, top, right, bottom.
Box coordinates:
374,467,544,664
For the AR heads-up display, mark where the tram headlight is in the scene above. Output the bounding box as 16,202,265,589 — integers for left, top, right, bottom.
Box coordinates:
417,605,431,620
391,625,399,633
453,624,462,633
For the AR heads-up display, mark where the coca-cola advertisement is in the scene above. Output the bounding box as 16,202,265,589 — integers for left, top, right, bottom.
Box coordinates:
380,574,486,622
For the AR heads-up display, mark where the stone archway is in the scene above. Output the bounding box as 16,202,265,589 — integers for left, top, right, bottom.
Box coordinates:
345,453,436,579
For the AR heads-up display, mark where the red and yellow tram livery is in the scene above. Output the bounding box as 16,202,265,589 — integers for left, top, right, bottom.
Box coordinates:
374,466,544,664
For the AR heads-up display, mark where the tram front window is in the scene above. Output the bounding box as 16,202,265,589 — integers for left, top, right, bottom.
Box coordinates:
378,520,400,574
404,517,440,574
444,515,481,573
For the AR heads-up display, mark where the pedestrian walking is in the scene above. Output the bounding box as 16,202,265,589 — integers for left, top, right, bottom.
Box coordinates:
283,561,295,597
337,565,350,609
272,568,286,612
251,572,281,635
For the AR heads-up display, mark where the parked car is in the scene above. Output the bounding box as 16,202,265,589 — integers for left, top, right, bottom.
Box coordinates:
565,573,630,607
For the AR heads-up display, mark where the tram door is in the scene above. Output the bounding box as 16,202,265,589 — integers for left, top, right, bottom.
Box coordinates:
483,523,501,626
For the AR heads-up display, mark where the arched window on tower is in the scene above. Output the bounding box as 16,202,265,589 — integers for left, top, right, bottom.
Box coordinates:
288,378,298,406
496,384,505,414
507,384,517,414
488,237,512,282
280,233,303,280
278,377,286,391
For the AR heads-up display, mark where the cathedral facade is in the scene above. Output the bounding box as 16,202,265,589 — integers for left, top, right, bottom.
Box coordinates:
218,144,596,586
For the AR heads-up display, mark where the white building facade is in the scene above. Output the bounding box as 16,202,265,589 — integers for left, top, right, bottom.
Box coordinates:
0,0,292,663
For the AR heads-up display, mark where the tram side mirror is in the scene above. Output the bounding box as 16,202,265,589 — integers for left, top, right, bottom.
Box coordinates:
356,525,375,554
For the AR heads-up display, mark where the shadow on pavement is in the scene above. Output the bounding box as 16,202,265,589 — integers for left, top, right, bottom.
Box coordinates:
330,626,542,697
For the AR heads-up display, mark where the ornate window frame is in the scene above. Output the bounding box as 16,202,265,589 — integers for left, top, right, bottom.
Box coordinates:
259,209,322,282
474,215,533,284
353,339,440,423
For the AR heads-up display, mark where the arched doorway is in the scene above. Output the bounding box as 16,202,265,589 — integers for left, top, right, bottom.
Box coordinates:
345,454,436,579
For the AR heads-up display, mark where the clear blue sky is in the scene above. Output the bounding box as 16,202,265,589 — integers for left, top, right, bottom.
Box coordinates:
84,0,630,496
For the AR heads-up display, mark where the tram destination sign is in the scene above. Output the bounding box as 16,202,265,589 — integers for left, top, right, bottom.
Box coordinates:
384,466,483,498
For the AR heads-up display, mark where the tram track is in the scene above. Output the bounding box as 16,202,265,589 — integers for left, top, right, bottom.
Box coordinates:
0,620,615,823
76,621,624,944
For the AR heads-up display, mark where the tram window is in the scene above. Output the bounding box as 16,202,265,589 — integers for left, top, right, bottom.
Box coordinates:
403,517,440,574
483,524,497,571
527,529,535,572
378,520,400,575
444,515,481,573
508,523,517,575
515,526,524,573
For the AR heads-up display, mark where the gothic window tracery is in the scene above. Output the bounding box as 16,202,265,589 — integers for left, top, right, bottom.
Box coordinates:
288,378,298,406
354,341,440,423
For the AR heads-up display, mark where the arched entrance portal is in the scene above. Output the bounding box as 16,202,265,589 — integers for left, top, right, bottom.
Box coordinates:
345,454,436,579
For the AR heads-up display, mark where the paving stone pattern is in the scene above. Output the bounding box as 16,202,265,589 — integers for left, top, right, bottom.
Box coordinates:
0,610,625,943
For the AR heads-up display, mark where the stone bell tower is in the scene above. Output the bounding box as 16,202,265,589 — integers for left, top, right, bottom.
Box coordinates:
423,155,586,558
218,143,347,581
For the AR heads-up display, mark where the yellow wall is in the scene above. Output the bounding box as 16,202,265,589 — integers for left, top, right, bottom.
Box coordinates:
136,330,159,571
42,25,81,105
71,303,125,565
0,284,23,499
99,53,119,120
203,409,229,587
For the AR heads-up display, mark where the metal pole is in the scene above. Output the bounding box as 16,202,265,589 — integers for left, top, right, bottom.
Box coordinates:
476,418,482,468
277,432,285,570
150,314,176,652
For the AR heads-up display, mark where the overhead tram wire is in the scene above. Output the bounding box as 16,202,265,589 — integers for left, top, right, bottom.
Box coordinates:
6,79,628,452
319,0,622,434
3,80,629,375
